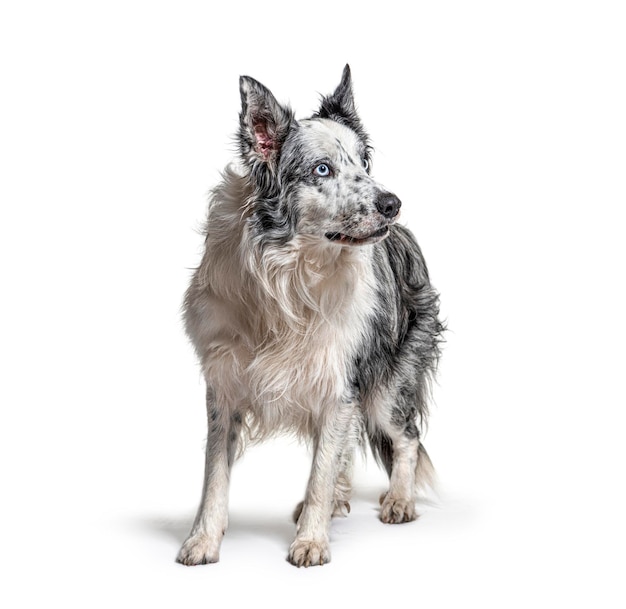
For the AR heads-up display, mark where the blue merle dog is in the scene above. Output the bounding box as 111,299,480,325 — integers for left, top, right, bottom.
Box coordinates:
177,65,443,567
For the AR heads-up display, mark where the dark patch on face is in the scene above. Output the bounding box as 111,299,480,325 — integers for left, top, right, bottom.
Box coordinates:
253,195,297,244
353,175,363,183
210,408,219,422
232,412,242,425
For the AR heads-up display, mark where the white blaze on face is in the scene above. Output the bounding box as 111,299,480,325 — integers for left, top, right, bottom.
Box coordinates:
294,119,391,243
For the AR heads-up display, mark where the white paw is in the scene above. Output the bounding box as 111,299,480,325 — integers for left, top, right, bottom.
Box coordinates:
287,538,331,567
379,492,418,524
176,532,221,566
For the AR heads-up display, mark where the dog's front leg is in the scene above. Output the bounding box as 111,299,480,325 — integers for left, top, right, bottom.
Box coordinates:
177,387,239,565
288,401,356,567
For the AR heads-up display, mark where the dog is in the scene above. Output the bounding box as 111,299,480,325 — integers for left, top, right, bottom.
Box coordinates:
176,65,443,567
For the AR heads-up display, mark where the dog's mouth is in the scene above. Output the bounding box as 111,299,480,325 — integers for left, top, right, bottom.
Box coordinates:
325,225,390,246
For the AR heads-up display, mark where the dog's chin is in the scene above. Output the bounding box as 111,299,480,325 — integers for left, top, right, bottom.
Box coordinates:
324,225,390,246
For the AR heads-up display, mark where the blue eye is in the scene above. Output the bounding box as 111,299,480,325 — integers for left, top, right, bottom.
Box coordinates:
363,158,369,171
314,163,331,177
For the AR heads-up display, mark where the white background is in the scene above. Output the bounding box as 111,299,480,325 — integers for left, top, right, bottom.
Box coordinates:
1,1,625,607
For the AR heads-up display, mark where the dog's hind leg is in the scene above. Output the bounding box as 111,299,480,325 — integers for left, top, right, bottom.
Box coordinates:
288,401,357,567
368,385,435,524
177,386,241,565
376,434,433,524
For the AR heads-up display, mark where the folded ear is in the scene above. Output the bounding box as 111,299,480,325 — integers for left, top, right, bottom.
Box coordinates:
238,76,294,171
315,64,369,146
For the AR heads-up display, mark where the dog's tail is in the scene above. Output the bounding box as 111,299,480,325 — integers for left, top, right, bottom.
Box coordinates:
368,432,436,493
415,442,436,492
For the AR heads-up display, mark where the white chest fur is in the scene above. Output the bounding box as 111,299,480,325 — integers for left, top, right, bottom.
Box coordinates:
193,235,376,438
242,238,376,433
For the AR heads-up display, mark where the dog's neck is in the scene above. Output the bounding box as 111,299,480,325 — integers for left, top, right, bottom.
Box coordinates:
251,233,373,331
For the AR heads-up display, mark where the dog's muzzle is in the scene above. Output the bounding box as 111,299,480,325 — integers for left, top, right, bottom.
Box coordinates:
325,191,401,246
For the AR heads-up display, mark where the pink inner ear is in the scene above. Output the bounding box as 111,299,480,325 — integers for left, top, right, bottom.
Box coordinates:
253,123,275,159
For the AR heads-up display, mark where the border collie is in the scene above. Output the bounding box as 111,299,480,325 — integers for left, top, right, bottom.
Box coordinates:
177,65,443,567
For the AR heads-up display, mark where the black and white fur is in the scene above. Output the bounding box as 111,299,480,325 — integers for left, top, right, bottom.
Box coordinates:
177,66,443,568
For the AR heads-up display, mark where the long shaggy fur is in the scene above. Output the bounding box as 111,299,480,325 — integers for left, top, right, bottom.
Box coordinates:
177,66,443,568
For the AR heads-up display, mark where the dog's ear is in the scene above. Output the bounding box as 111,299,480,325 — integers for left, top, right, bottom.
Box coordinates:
238,76,294,174
315,64,369,146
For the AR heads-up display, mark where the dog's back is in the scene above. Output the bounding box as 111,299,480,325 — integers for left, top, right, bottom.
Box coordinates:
177,66,443,568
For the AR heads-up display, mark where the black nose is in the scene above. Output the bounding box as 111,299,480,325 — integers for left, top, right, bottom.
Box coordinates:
376,192,402,219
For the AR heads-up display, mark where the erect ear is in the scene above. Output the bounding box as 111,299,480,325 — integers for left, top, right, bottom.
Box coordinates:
314,64,369,146
318,64,356,118
238,75,294,170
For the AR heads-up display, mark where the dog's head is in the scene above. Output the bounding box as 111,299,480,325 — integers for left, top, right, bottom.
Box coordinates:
238,65,401,247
